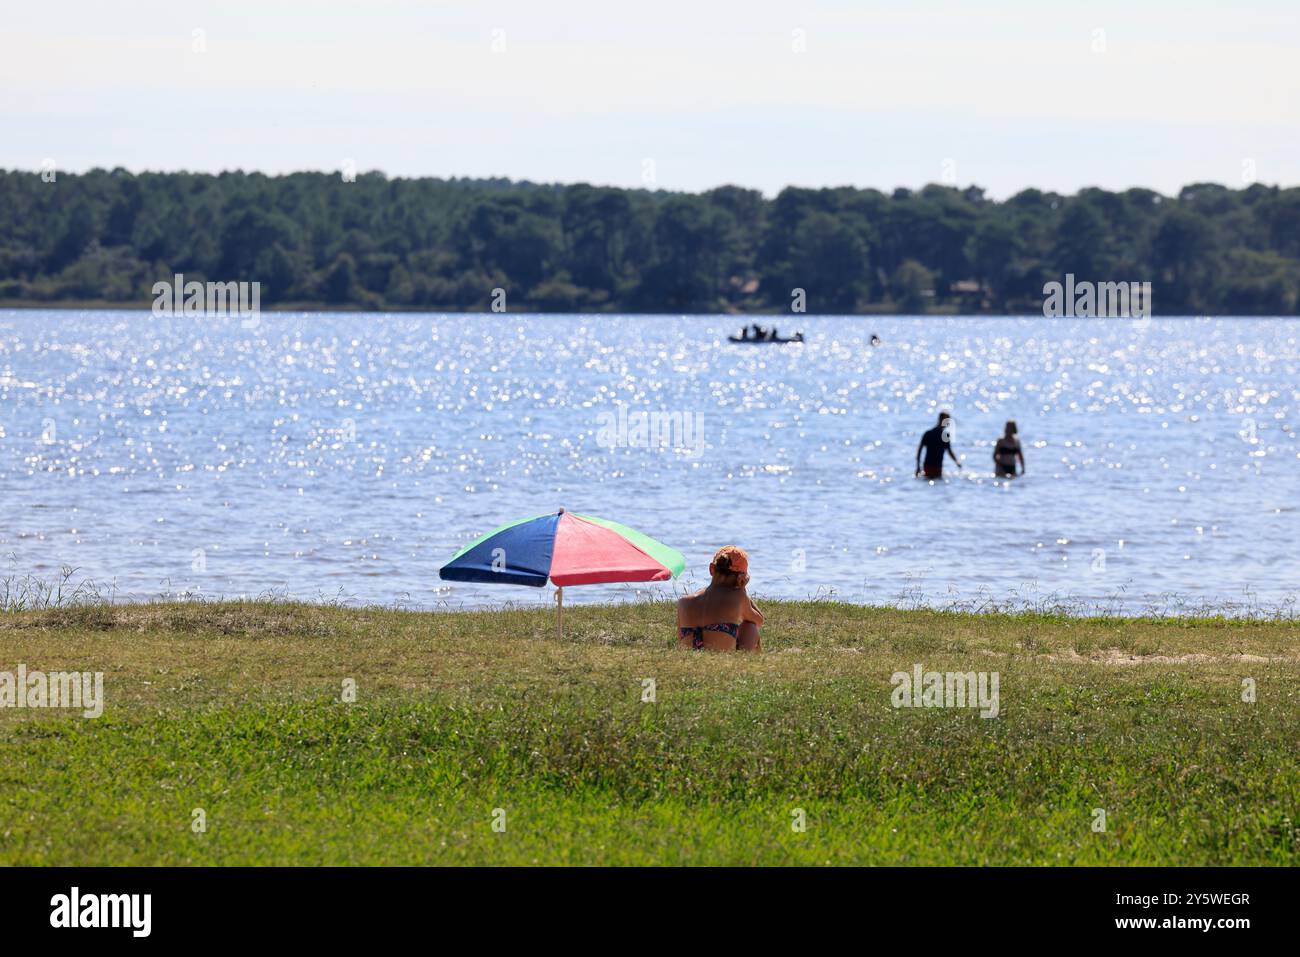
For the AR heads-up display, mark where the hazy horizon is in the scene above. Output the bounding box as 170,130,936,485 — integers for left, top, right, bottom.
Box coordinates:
5,164,1293,203
4,1,1297,200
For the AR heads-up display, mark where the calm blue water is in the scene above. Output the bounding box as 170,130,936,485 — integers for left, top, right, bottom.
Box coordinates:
1,310,1297,615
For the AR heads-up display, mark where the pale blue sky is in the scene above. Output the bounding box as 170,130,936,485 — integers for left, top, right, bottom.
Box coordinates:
3,0,1297,197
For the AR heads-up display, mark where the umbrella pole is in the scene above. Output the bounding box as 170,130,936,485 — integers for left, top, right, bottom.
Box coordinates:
555,585,564,639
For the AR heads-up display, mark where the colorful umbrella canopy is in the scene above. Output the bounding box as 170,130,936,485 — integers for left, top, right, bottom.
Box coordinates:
439,509,686,588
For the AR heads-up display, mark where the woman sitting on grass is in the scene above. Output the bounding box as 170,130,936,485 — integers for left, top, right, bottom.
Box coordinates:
677,546,764,651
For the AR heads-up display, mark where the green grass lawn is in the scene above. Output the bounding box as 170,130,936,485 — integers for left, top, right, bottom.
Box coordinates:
1,599,1297,865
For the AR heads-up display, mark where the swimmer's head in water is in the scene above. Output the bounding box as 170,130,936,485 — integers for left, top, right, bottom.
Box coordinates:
710,545,750,587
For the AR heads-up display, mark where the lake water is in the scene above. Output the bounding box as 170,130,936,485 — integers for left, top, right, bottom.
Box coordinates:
1,310,1297,616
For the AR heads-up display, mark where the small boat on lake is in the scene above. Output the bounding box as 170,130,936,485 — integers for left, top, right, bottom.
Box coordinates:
728,323,804,344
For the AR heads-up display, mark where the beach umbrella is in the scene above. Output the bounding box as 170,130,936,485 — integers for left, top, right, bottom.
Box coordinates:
438,508,686,637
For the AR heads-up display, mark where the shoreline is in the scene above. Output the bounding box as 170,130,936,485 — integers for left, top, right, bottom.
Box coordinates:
10,590,1300,629
5,594,1299,628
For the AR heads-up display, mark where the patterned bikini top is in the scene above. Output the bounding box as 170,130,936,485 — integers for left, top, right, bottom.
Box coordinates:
679,621,740,649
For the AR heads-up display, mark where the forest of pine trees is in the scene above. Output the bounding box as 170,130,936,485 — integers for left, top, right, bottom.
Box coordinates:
2,168,1297,314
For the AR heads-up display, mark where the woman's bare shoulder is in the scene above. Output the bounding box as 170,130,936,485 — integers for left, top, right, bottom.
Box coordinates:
676,590,704,618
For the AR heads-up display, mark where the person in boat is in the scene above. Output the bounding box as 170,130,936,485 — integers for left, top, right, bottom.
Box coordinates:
770,326,779,341
677,546,764,652
751,322,767,340
915,410,962,479
993,420,1025,478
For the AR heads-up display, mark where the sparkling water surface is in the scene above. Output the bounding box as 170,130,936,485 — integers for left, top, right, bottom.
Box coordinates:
1,310,1296,615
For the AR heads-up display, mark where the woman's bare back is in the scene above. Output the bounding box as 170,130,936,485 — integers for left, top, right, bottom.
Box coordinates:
677,585,764,650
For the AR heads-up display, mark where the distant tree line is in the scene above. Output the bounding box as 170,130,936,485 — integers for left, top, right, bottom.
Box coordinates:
1,168,1297,314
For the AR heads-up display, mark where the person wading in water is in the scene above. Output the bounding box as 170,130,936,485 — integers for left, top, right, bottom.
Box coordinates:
993,420,1025,477
915,410,962,479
